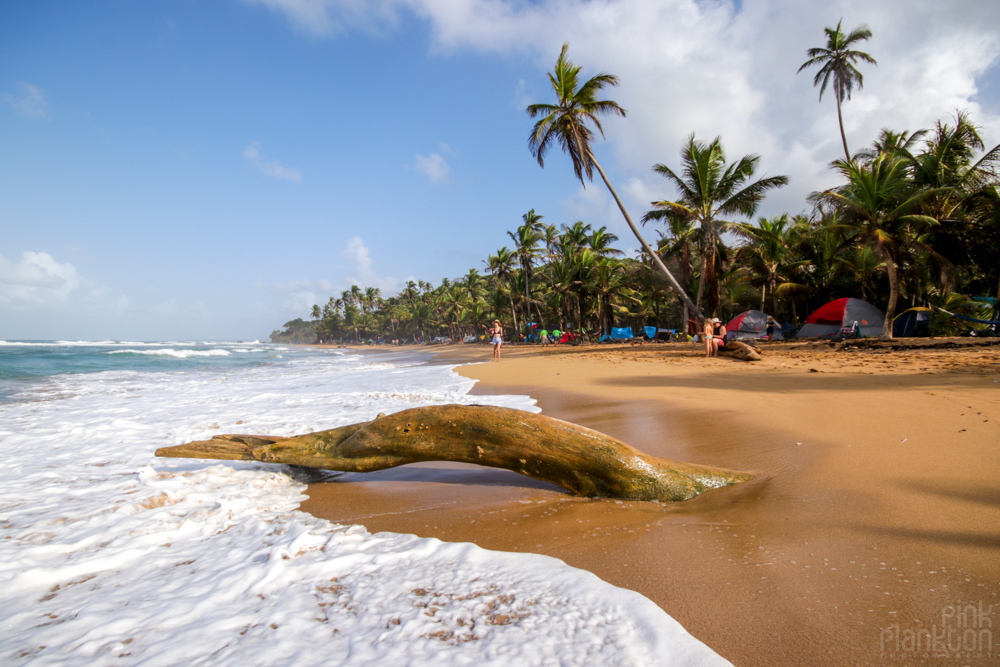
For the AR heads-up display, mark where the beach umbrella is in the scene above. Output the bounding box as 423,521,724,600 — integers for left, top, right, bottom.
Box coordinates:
796,298,884,339
892,307,932,337
725,310,783,340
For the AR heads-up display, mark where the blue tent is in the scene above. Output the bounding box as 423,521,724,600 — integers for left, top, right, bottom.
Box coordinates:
600,327,635,341
644,326,674,339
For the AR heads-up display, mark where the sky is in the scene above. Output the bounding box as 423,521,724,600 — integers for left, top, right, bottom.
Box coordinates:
2,0,999,341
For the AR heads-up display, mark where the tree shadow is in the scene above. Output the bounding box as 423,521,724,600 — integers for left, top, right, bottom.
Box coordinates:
894,478,1000,510
595,371,985,393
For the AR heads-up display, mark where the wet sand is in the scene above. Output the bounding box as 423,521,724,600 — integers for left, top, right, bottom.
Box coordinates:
300,340,1000,665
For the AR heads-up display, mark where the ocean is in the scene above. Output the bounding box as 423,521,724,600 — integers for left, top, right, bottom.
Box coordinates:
0,341,726,666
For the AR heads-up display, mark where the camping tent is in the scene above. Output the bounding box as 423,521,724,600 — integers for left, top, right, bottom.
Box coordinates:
601,327,635,341
892,307,932,337
643,326,674,340
796,298,885,339
725,310,783,340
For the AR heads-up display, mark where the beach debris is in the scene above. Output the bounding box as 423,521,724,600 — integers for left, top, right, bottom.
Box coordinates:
718,340,762,361
156,404,752,502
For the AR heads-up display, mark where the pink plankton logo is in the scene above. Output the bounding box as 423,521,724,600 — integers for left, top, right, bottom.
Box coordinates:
880,601,993,660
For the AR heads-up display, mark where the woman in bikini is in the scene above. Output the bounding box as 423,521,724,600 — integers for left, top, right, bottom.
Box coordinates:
488,320,504,362
704,317,726,357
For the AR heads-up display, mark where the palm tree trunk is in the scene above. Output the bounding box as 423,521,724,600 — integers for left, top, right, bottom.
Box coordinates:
881,252,898,340
590,156,704,322
507,289,519,334
836,91,851,161
770,276,778,318
695,271,705,312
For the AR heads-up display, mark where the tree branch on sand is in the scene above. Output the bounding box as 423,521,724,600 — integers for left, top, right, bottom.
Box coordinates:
156,405,752,502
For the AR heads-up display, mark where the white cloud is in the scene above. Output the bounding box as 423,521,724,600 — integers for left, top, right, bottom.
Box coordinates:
0,251,79,305
1,81,49,119
253,0,1000,220
242,141,302,182
340,236,401,292
241,0,402,36
0,251,127,311
414,152,451,182
271,278,340,312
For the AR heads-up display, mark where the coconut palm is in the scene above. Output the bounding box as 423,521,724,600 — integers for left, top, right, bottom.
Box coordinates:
798,20,877,161
526,42,703,320
836,245,885,303
486,247,520,333
559,221,592,257
591,259,638,333
645,134,788,315
733,214,810,318
653,215,699,328
508,210,545,328
816,154,944,338
587,226,623,258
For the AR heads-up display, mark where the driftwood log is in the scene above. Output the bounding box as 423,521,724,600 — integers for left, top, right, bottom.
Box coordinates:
156,404,752,501
718,340,762,361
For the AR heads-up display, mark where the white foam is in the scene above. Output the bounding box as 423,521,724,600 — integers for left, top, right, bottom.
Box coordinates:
0,341,197,347
0,349,729,666
107,348,232,358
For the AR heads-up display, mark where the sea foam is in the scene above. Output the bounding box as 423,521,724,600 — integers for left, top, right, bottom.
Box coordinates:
0,344,728,666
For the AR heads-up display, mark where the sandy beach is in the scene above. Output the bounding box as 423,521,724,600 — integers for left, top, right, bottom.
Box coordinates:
300,339,1000,665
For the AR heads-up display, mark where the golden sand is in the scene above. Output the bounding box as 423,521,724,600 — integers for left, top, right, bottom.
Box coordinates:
300,339,1000,666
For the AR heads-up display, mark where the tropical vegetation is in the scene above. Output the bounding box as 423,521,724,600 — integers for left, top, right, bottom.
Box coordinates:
273,28,999,344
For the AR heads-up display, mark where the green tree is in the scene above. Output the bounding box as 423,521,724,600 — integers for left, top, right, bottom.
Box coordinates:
526,42,703,321
817,155,943,338
798,20,877,161
486,247,520,333
733,214,809,318
645,134,788,315
508,209,545,328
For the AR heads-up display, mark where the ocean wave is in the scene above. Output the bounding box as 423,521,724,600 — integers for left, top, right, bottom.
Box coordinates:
107,348,232,358
0,340,198,348
0,351,724,666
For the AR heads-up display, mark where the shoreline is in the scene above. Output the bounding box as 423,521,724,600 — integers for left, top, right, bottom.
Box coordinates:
299,340,1000,666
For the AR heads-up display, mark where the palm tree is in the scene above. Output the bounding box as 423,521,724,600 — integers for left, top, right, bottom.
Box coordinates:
798,20,877,161
591,259,638,333
587,226,623,258
653,215,699,329
816,154,943,338
526,42,703,321
645,134,788,315
559,221,592,256
508,209,545,328
486,247,520,333
836,245,885,303
733,214,809,317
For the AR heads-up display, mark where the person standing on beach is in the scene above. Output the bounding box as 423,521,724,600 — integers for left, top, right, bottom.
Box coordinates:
488,320,504,362
766,316,776,339
704,318,726,357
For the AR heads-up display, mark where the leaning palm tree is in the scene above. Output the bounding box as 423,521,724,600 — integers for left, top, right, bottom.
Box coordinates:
644,134,789,315
653,217,699,329
798,20,877,161
526,42,703,321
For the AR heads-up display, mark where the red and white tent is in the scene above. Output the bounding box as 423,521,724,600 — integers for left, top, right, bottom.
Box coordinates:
795,298,884,339
725,310,783,340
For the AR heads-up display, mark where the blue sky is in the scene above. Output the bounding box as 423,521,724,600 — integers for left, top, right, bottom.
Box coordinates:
2,0,999,340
